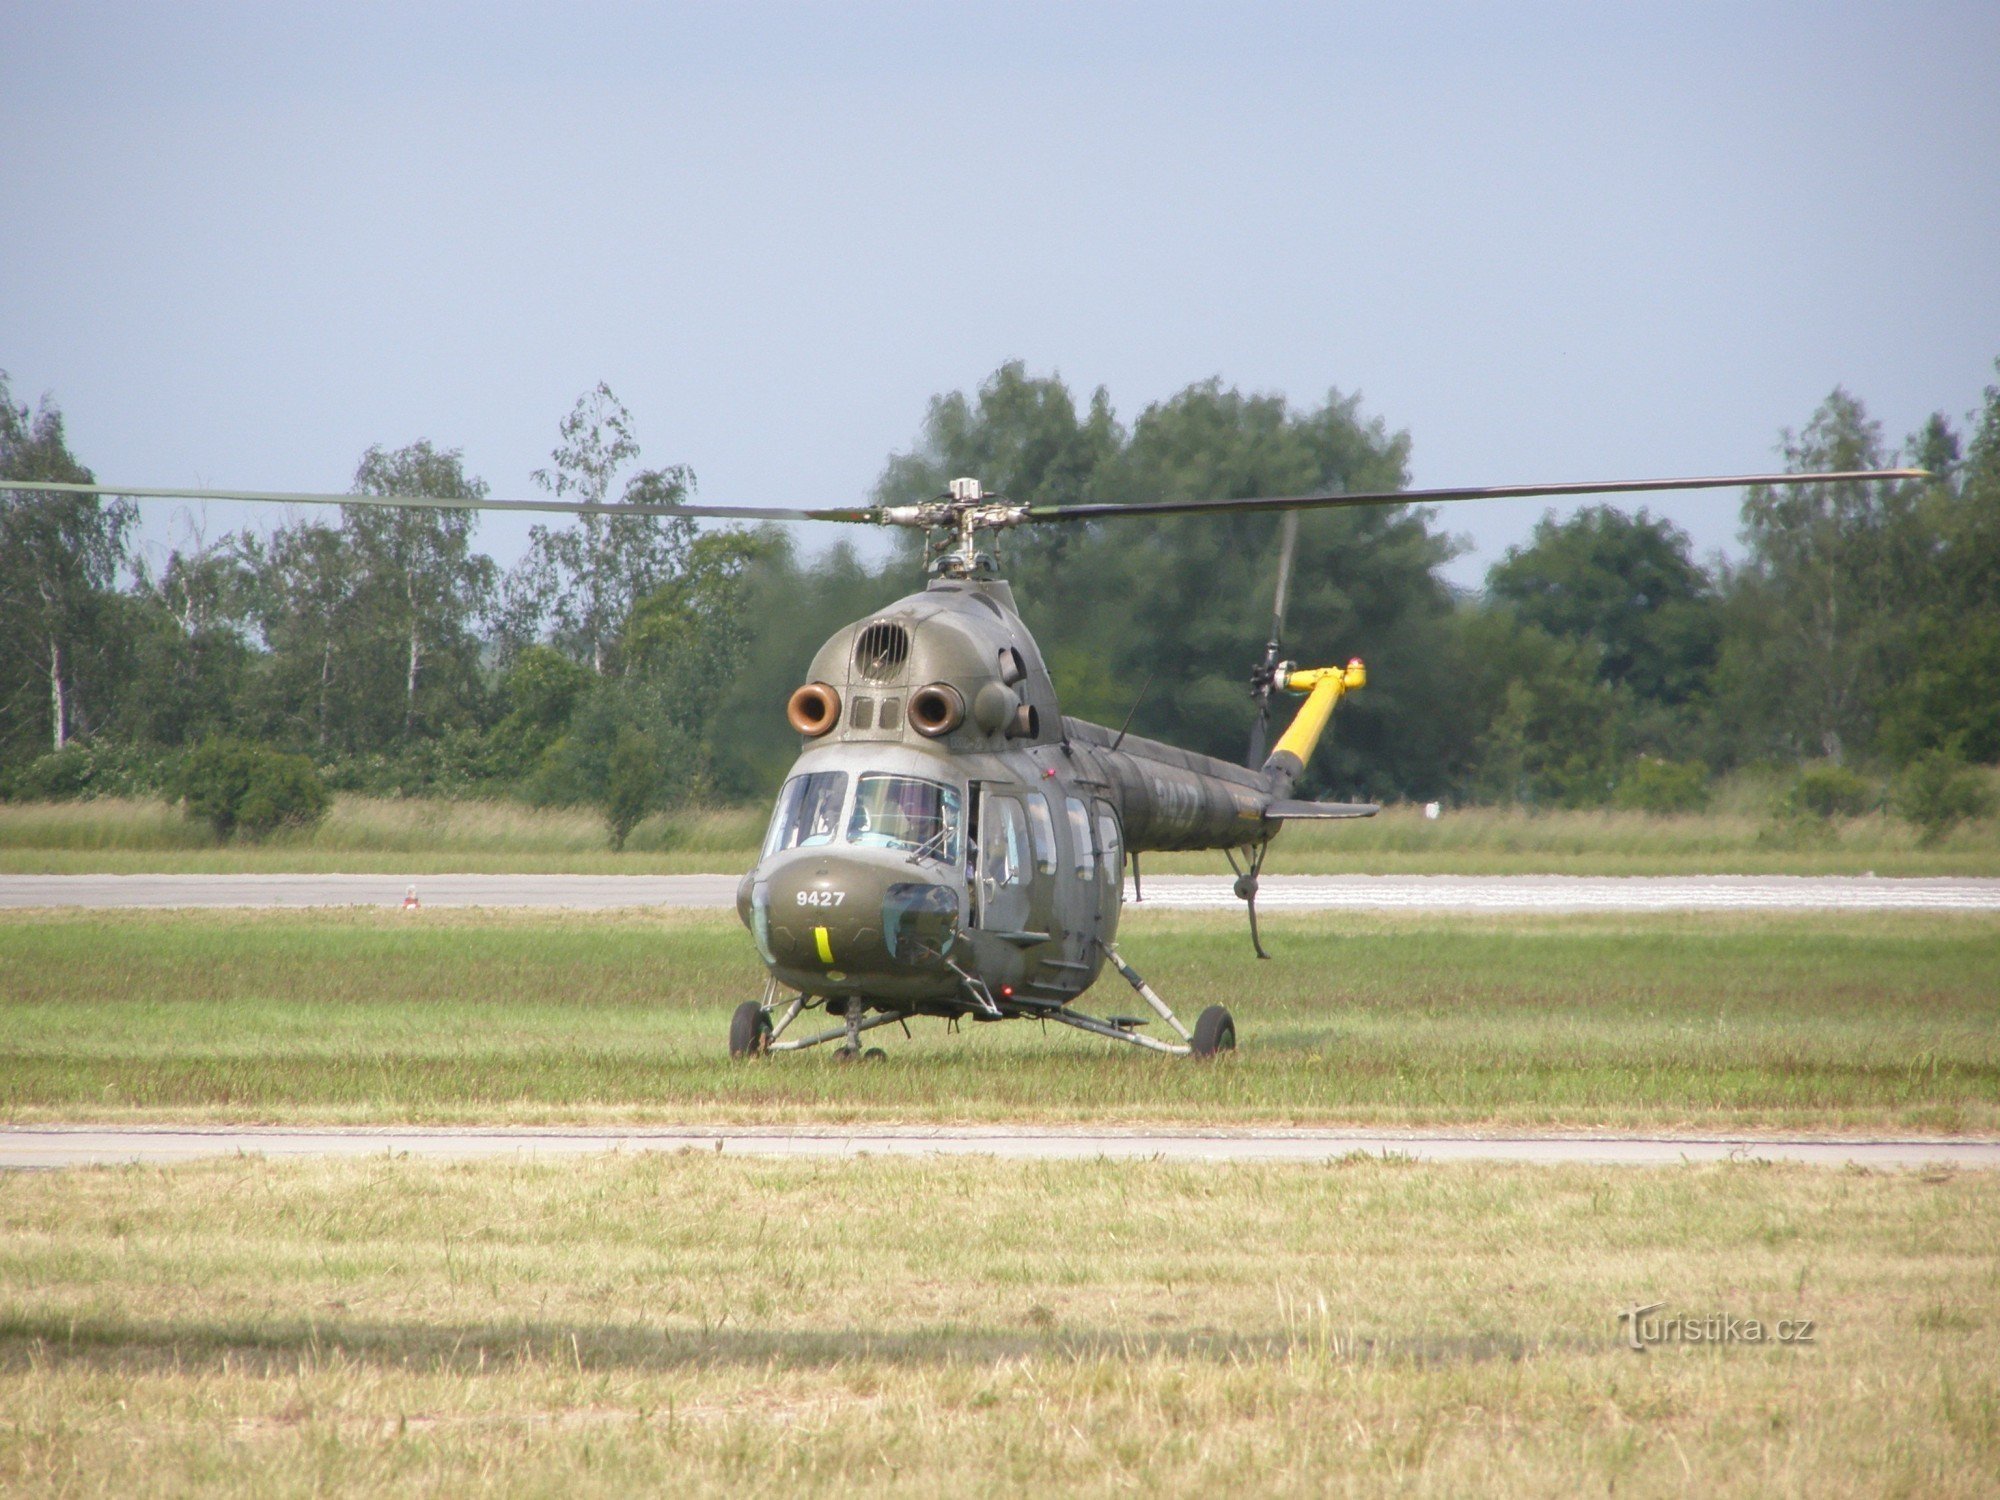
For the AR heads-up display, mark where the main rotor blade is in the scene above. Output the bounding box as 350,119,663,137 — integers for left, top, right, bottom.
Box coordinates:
0,479,877,524
1024,469,1931,523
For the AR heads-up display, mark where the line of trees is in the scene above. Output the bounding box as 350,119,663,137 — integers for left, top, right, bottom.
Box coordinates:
3,361,1996,839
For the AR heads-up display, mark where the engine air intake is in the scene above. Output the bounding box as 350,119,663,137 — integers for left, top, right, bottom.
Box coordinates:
786,682,841,736
909,683,965,737
854,621,910,682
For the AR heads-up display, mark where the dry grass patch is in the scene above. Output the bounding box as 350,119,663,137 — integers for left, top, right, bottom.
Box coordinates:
4,793,1997,875
1,1153,1996,1495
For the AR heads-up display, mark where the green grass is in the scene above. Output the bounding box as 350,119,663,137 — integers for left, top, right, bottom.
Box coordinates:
4,793,1997,874
2,1153,1996,1496
4,908,1996,1132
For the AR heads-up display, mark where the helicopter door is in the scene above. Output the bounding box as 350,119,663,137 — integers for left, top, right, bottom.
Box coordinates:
975,790,1033,935
1060,794,1103,965
1093,799,1124,948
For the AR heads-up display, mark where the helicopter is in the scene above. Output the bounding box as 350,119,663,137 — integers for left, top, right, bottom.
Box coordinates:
4,462,1925,1059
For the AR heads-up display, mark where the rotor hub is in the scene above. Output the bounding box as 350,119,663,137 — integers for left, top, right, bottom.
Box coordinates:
882,477,1030,576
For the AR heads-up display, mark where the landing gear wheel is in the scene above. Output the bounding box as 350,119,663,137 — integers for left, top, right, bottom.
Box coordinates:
1190,1005,1236,1058
729,1001,772,1059
863,1046,888,1062
833,1044,862,1063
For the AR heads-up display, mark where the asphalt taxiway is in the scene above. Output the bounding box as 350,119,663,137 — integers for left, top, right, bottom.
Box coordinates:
7,872,1999,911
5,1126,1996,1171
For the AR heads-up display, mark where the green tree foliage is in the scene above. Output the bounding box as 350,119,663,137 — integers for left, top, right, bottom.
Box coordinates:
502,385,698,676
1881,370,2000,764
119,533,257,749
1488,506,1719,707
485,646,593,782
178,738,330,840
530,531,769,812
5,363,1995,816
0,374,133,765
240,445,494,759
1467,616,1626,806
1722,390,1929,764
243,519,364,751
346,442,496,739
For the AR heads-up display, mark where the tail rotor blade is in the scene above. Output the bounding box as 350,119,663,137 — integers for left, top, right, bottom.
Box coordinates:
1247,510,1300,767
1268,509,1299,647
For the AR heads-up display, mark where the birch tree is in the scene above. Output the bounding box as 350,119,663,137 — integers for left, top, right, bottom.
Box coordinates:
0,374,131,757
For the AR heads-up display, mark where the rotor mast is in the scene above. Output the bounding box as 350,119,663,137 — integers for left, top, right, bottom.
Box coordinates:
879,478,1031,579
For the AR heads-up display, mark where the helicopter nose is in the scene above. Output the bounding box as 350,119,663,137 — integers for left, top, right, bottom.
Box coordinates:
745,847,961,977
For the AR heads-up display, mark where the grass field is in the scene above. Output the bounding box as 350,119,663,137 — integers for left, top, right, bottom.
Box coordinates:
4,907,1995,1132
2,1152,1995,1496
4,793,1998,875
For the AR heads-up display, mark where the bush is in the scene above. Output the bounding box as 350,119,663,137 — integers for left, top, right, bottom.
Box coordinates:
1613,758,1710,814
179,739,330,841
602,727,660,852
7,744,185,802
1776,762,1875,821
13,746,99,801
1894,746,1995,845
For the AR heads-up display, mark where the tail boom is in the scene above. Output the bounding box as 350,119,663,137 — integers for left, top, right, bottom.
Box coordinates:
1260,659,1366,794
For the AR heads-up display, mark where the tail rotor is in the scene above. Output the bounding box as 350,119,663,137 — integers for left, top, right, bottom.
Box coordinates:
1246,509,1299,768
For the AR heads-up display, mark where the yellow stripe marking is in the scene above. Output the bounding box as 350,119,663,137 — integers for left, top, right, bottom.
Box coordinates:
814,925,834,965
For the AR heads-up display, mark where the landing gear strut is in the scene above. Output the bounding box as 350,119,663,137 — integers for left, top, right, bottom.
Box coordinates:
727,956,1235,1061
1225,840,1272,959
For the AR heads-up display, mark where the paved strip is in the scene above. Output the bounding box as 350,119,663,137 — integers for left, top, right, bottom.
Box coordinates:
1131,874,2000,912
5,873,1999,912
5,1126,1996,1171
0,873,743,909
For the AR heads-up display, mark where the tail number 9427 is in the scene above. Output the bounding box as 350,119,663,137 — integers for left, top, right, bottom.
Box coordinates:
796,890,846,908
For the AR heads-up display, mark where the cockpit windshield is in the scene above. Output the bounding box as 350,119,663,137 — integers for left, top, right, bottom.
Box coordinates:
847,774,963,862
763,770,848,856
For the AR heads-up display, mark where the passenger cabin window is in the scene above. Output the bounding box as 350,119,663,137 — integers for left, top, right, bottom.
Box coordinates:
847,773,962,862
1026,795,1058,875
983,796,1029,887
1065,796,1095,880
764,771,847,855
1096,805,1122,882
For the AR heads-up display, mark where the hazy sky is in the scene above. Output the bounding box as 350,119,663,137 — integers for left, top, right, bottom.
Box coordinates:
4,2,1996,591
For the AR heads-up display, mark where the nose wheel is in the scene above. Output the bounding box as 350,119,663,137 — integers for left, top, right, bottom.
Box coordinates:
728,1000,773,1058
1189,1004,1236,1057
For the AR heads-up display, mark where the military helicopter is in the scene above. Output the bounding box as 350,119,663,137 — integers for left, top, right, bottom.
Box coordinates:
6,462,1924,1059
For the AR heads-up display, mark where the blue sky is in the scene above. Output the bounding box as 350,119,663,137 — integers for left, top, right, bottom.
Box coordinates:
4,1,1995,589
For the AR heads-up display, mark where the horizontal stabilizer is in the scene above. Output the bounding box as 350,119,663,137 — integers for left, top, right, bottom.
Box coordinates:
1262,798,1379,820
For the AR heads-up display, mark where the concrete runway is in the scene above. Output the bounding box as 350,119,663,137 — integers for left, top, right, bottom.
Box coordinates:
6,1125,1997,1171
7,872,2000,911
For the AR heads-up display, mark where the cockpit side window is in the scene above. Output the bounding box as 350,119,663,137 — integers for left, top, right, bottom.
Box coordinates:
1095,804,1122,883
1025,794,1058,875
984,795,1028,887
847,773,964,862
764,771,848,856
1065,796,1095,880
